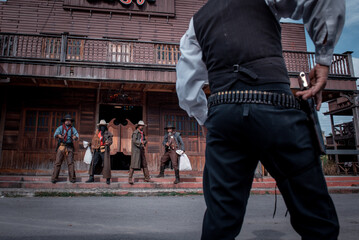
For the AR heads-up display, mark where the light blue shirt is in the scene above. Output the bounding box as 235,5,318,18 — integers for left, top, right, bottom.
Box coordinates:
54,125,79,144
176,0,345,126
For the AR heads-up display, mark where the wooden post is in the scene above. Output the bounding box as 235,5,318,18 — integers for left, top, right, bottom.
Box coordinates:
330,114,339,173
142,90,147,133
343,51,354,77
0,93,7,166
60,32,69,62
95,84,101,131
352,94,359,162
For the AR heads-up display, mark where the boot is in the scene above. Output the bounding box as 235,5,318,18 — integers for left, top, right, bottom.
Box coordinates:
128,168,134,185
143,168,151,182
156,166,165,178
174,169,180,184
86,175,94,183
106,178,111,185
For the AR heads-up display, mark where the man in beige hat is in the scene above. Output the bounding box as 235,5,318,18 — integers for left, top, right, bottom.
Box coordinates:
128,120,150,184
86,120,113,185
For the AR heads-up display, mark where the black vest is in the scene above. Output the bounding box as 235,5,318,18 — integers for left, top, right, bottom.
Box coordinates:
193,0,290,93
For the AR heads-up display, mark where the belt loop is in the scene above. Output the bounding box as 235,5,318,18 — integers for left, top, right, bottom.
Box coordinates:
233,64,239,73
243,104,249,117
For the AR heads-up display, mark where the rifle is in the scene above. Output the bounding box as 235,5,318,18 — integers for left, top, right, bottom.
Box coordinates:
298,72,326,155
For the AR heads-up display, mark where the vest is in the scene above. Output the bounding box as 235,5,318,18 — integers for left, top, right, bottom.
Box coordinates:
193,0,290,93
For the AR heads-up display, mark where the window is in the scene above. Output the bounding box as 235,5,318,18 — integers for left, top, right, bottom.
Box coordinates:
22,110,77,150
156,44,180,65
108,42,133,63
164,114,200,137
67,39,84,60
0,35,17,57
41,37,61,59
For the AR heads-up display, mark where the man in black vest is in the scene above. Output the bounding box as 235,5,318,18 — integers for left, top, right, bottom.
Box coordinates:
176,0,345,239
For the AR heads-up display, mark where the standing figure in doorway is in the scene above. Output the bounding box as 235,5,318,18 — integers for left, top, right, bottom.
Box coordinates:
129,120,151,184
156,124,185,184
86,120,113,185
51,114,79,184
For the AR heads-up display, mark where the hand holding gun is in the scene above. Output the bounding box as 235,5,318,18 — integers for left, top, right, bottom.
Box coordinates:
296,64,328,111
297,71,326,155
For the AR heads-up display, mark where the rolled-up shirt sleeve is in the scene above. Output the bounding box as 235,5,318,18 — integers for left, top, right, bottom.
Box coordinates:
265,0,345,66
176,18,209,126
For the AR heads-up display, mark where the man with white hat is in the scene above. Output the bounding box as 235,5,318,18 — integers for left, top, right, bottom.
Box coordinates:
86,120,113,185
129,120,150,184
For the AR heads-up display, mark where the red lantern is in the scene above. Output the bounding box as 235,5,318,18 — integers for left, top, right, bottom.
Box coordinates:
137,0,145,5
120,0,132,5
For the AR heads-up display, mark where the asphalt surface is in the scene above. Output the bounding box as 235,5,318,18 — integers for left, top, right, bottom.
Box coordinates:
0,194,358,240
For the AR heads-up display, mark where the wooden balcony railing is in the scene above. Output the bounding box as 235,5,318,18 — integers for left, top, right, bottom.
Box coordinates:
0,32,354,76
333,121,355,140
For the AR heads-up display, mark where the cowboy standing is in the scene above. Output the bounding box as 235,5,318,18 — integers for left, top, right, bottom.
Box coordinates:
128,120,150,184
86,120,113,185
51,114,79,184
156,124,185,184
176,0,345,239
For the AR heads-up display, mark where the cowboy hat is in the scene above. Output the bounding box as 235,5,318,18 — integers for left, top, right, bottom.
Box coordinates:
61,114,74,122
137,120,146,126
164,124,176,129
97,119,108,126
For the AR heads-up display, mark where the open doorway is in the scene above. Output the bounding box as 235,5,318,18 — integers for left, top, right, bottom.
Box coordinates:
99,104,142,170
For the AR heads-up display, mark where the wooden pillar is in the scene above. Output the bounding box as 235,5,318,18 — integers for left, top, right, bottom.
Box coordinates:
352,95,359,162
95,84,101,131
0,93,7,165
330,114,339,173
142,91,147,128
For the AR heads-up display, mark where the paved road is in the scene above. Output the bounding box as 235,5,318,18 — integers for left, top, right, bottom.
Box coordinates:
0,194,358,240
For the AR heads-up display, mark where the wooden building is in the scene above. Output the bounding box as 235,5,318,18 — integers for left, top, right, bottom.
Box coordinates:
0,0,357,174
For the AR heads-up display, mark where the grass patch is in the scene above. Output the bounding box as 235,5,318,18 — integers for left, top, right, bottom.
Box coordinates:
155,192,203,197
1,193,25,198
35,192,98,197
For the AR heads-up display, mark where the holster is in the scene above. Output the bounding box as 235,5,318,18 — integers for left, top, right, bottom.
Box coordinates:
56,142,74,152
100,146,106,153
299,98,326,155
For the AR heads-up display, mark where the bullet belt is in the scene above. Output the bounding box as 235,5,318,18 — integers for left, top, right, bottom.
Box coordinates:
207,90,301,109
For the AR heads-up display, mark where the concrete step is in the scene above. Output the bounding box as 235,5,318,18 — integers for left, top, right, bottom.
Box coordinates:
1,174,359,196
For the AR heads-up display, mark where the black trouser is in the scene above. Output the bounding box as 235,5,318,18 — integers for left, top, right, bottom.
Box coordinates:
201,96,339,240
91,150,104,175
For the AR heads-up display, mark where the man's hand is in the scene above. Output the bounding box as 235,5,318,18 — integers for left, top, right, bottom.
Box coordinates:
296,64,329,111
57,134,64,139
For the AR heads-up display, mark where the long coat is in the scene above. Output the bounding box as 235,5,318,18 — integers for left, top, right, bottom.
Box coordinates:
130,129,147,170
88,130,113,178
